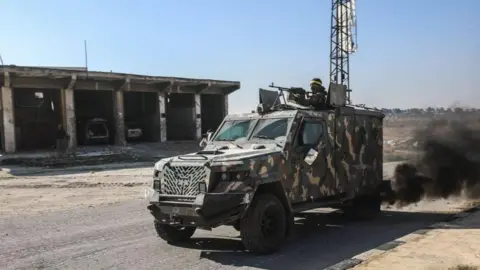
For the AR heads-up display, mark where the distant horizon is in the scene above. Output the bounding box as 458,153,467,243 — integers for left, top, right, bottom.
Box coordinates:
229,104,480,115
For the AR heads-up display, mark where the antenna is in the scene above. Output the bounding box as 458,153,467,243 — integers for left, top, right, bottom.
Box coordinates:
329,0,357,104
84,40,89,77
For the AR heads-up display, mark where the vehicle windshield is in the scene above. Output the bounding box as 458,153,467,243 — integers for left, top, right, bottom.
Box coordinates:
213,119,257,141
250,118,291,141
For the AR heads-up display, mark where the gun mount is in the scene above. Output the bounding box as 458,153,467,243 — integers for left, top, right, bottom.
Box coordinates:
256,82,348,114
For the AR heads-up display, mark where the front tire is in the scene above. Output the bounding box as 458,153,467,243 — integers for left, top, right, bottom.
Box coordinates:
240,194,287,254
154,221,196,243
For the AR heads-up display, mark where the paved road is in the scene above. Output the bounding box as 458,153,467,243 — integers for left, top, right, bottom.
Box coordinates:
0,197,470,270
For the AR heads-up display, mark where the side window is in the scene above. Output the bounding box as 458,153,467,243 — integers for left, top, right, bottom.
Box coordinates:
298,121,324,147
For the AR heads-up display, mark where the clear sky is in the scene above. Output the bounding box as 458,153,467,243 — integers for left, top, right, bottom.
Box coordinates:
1,0,478,113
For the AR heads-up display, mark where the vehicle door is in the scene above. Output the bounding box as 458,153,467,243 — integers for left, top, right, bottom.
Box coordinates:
290,117,328,203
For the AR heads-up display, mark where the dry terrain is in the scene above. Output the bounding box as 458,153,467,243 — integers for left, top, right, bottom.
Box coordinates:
0,162,476,270
0,165,152,216
383,117,426,162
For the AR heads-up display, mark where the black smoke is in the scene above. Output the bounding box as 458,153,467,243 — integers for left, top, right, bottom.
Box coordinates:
388,118,480,207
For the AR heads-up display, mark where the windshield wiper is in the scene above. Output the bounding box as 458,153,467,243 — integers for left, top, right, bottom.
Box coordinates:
252,135,283,148
229,142,243,149
214,139,243,148
252,135,275,140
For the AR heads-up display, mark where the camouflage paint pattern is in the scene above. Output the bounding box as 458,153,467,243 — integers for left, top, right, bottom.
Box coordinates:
331,111,384,198
208,152,284,194
277,108,384,203
156,107,383,206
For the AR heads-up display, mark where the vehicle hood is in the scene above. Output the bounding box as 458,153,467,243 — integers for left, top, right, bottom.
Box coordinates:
154,144,281,170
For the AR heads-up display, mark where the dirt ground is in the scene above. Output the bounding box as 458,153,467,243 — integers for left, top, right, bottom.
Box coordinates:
0,142,202,217
1,116,480,269
0,166,153,216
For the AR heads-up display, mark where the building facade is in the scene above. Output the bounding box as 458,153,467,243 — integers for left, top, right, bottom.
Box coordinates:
0,66,240,153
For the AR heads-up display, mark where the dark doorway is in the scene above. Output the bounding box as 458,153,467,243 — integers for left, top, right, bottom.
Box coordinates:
124,91,159,143
201,94,225,134
166,93,195,140
13,88,62,150
74,90,115,145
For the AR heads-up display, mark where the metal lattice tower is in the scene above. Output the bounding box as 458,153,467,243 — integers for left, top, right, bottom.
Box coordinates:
329,0,357,104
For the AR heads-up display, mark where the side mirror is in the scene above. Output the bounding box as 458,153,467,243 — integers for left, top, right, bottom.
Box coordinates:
206,131,213,141
199,131,213,148
201,129,213,138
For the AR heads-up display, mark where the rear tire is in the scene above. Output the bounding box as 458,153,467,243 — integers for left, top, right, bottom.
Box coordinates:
240,193,287,254
154,221,196,243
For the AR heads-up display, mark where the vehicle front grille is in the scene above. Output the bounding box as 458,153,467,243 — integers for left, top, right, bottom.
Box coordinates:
161,165,208,196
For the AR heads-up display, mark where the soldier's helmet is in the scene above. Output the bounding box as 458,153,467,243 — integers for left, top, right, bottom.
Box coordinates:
310,78,323,87
310,78,325,94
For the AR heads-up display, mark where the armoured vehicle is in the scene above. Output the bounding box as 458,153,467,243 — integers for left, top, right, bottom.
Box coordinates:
146,82,385,254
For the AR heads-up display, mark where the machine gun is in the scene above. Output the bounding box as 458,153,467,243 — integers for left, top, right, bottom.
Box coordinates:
269,83,327,109
256,83,323,113
268,83,308,106
257,82,345,114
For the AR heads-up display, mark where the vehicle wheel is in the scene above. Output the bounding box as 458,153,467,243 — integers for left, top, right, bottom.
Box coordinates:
240,193,287,254
343,193,382,220
154,221,196,243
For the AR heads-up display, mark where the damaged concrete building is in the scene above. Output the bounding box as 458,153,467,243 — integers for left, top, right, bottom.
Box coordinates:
0,66,240,153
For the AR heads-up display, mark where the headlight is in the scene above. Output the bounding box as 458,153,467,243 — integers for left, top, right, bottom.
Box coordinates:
153,180,161,190
152,159,168,192
152,169,162,191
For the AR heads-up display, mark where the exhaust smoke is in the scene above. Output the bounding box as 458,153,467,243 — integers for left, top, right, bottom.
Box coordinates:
387,118,480,207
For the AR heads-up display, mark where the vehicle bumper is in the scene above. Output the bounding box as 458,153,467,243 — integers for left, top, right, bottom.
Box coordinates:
145,188,250,227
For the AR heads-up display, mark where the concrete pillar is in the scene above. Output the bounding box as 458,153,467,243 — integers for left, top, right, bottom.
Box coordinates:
113,90,126,145
223,94,229,117
194,93,202,140
63,88,77,149
1,86,15,153
158,92,167,142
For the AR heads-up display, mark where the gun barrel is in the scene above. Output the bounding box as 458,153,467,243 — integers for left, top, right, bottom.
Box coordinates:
269,83,291,92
